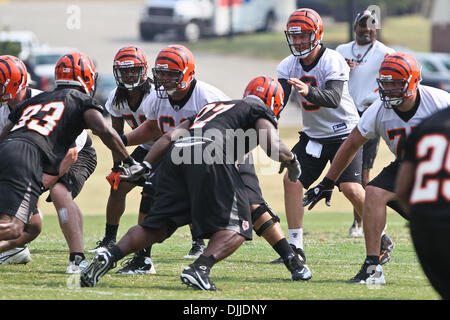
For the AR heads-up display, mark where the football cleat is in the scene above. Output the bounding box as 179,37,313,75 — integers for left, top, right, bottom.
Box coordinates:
80,251,116,287
184,240,206,259
180,264,217,291
115,254,156,274
349,221,364,237
379,233,394,265
284,252,312,281
270,244,306,264
0,246,31,265
66,256,89,274
347,259,385,285
88,238,116,253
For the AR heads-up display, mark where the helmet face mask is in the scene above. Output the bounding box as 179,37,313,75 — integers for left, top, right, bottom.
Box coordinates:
285,30,319,58
152,67,186,97
377,77,411,108
113,46,148,91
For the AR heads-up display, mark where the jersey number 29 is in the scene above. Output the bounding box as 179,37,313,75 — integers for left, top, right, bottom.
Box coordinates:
410,134,450,204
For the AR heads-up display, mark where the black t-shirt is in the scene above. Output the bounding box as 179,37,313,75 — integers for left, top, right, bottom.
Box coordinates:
185,96,278,163
7,87,103,174
403,106,450,212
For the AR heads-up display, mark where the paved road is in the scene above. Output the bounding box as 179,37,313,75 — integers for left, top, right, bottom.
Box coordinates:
0,0,301,126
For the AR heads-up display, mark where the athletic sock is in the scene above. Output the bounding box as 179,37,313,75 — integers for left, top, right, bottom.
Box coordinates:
69,252,85,262
108,245,125,262
288,228,303,249
192,254,216,270
105,224,119,241
365,255,380,265
272,238,292,260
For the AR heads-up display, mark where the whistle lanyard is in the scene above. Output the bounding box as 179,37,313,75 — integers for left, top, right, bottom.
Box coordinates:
351,42,374,63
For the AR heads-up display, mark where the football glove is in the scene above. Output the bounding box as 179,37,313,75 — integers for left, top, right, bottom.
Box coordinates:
119,160,152,185
302,177,335,210
106,163,123,191
279,153,302,182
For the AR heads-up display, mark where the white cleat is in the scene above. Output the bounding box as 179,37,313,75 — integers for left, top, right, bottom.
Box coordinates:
0,246,31,265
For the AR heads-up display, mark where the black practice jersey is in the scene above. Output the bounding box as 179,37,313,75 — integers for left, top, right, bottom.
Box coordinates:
403,106,450,212
185,96,278,163
7,88,103,174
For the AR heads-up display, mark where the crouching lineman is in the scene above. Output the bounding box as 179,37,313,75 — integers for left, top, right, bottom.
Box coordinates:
0,55,97,273
80,76,311,290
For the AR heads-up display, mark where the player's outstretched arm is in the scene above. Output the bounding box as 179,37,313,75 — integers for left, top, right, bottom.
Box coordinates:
83,109,130,161
255,118,301,182
123,120,162,147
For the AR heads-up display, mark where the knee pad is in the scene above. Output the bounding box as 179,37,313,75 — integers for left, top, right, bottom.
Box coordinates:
251,203,280,237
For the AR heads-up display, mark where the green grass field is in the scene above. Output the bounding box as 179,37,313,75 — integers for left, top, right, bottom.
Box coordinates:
0,126,440,300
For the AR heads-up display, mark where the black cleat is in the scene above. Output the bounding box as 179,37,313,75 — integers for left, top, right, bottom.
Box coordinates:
184,241,206,259
180,264,217,291
270,244,306,264
80,251,116,287
347,259,385,285
284,252,312,281
379,234,394,265
88,238,116,253
116,254,156,274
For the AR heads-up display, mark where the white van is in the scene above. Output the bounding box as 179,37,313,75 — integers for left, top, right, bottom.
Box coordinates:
139,0,294,42
0,30,40,61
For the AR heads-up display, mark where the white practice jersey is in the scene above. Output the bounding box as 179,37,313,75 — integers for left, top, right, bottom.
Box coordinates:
144,80,230,133
336,40,395,112
358,85,450,158
105,86,155,150
0,88,89,151
278,48,360,139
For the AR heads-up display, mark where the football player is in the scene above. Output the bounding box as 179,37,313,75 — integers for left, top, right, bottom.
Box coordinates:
303,52,450,284
88,46,156,275
396,106,450,299
336,10,395,237
0,55,97,273
272,8,365,266
111,44,230,270
80,76,311,289
0,52,142,256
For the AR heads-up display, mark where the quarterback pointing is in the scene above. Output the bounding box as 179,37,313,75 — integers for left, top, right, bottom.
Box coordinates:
271,8,365,266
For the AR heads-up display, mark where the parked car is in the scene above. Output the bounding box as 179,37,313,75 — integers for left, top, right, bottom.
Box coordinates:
414,52,450,92
95,73,116,112
0,30,40,61
139,0,282,42
28,46,76,90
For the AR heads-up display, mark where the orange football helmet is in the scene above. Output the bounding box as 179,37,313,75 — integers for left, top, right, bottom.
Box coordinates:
243,76,285,117
377,52,421,108
113,46,148,90
55,52,97,96
0,55,28,103
285,8,324,58
152,44,195,98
